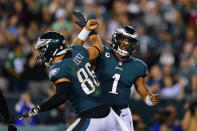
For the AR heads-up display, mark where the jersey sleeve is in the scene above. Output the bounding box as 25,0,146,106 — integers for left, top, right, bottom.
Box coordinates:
72,44,89,58
136,59,148,78
49,64,70,82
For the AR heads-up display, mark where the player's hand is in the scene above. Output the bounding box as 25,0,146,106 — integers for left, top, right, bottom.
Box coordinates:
85,19,99,31
150,93,159,105
72,10,98,35
72,10,87,28
8,124,17,131
16,106,40,120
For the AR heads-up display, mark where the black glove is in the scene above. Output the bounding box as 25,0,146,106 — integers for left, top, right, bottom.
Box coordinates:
72,10,98,36
16,106,40,120
72,10,88,28
8,124,17,131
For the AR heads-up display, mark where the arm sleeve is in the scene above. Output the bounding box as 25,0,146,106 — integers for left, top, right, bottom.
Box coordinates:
0,89,11,123
39,82,70,112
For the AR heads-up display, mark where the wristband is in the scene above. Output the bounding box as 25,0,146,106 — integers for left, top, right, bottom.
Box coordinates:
145,95,154,106
78,27,90,41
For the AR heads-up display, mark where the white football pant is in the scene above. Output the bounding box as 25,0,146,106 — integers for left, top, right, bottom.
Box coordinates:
66,108,129,131
119,107,134,131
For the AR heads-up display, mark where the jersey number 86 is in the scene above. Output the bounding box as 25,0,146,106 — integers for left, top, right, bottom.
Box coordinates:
77,62,100,94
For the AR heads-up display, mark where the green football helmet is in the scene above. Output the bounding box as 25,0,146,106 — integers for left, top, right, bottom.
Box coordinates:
35,31,68,67
111,25,138,57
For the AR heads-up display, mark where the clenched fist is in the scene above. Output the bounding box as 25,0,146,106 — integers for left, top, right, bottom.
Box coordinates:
144,93,159,106
150,93,159,105
85,19,99,31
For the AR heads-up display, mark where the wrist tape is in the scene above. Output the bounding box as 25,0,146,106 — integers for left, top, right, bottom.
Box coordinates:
78,28,90,41
145,95,154,106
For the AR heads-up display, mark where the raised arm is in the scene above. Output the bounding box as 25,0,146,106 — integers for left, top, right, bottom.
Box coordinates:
73,19,99,46
87,34,103,60
74,19,103,60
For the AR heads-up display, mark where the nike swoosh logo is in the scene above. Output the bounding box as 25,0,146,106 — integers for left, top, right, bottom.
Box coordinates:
121,114,127,117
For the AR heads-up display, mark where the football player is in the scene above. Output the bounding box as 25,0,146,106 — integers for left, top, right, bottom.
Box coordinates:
94,26,159,130
0,89,17,131
73,11,159,131
17,19,128,131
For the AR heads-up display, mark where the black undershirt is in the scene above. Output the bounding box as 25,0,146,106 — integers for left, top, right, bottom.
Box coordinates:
78,104,110,118
39,82,70,112
111,105,128,116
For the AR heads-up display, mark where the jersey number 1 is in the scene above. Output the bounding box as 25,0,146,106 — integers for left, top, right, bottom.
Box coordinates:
109,74,121,94
77,62,100,95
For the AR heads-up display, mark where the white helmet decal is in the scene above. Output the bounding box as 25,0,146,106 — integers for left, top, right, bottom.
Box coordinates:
116,28,138,39
35,38,52,49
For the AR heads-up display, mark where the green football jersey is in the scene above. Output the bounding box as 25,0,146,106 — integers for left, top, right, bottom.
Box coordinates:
95,46,147,108
49,45,104,114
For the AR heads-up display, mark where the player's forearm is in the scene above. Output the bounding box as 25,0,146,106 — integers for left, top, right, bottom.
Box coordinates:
137,88,150,101
89,35,103,53
134,77,159,106
87,34,103,60
39,81,70,112
134,80,150,100
135,86,159,106
39,93,67,112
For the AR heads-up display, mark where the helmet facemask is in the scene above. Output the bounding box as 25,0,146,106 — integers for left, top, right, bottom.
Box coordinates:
35,47,46,65
35,43,54,67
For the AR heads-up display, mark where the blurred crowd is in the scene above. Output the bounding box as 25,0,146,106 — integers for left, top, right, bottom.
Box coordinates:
0,0,197,130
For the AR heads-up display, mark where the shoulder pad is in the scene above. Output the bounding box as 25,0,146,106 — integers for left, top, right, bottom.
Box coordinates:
133,58,148,77
49,60,69,82
71,44,89,58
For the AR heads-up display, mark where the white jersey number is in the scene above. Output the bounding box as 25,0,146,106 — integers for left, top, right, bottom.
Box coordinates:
109,73,121,94
77,62,100,94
